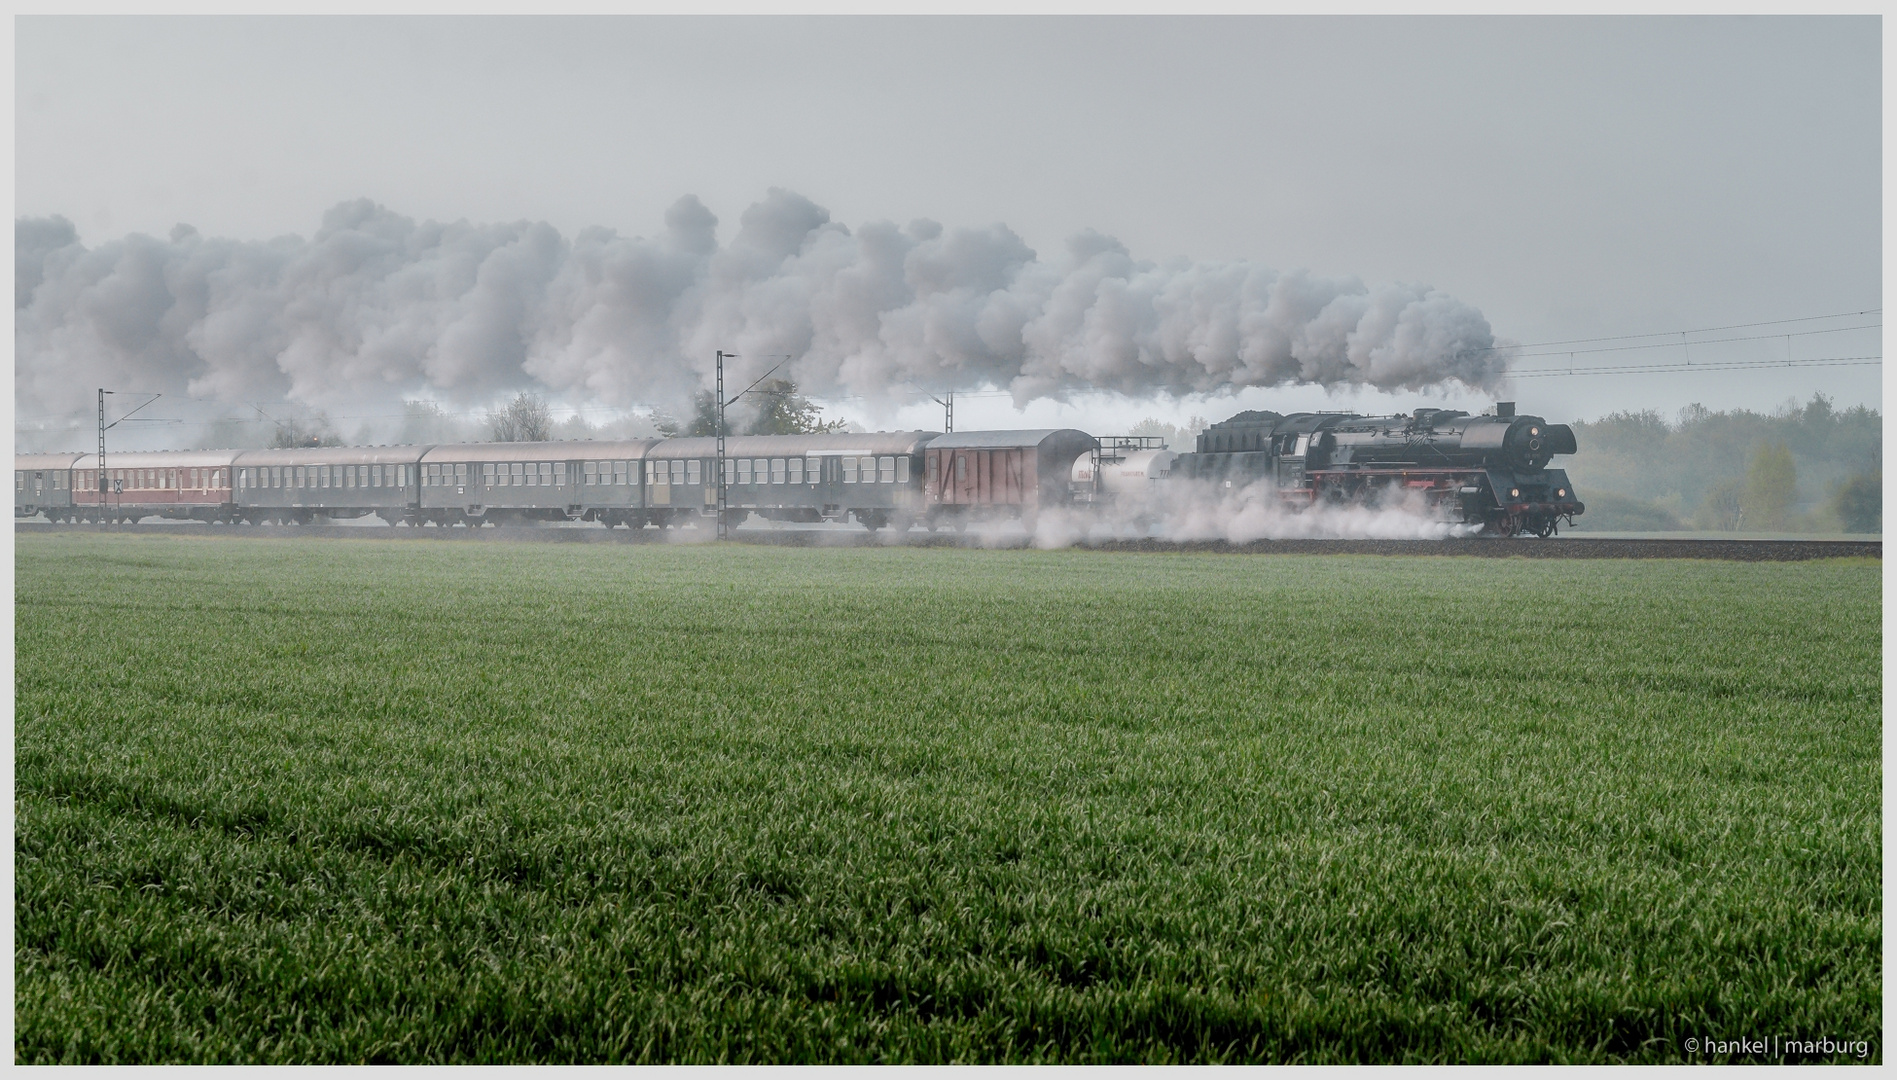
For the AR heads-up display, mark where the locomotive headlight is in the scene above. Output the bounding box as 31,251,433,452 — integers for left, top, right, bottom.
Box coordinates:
1509,487,1520,498
1529,426,1540,436
1556,487,1567,498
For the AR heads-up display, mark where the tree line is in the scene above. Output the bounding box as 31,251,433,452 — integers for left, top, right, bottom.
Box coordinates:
1563,394,1880,534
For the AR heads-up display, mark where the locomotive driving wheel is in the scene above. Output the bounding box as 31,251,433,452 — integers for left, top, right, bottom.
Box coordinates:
1484,513,1521,538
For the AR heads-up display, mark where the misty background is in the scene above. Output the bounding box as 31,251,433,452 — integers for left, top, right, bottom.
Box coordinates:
14,16,1882,529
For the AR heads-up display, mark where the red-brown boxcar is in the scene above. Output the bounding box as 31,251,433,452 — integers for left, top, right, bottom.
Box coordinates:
921,429,1097,529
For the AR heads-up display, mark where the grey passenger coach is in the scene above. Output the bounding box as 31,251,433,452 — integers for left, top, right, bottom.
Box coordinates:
233,446,426,525
15,453,84,521
416,440,657,527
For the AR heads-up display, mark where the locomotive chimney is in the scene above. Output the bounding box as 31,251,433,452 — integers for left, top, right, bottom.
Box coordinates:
1495,401,1515,418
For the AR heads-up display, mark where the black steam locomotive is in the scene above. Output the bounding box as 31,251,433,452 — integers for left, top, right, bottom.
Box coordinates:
1171,402,1584,536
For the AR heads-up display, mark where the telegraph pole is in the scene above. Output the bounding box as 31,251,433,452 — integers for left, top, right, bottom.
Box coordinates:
95,389,160,529
930,390,953,433
715,350,729,540
713,353,790,542
97,389,106,530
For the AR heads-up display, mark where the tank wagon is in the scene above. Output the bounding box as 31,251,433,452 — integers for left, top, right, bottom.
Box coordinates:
1171,402,1584,536
1071,437,1179,504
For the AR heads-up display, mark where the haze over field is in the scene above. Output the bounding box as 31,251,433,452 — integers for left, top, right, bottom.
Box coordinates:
14,16,1879,448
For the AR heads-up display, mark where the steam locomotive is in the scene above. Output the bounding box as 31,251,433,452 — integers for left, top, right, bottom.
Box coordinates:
15,402,1582,536
1168,401,1584,536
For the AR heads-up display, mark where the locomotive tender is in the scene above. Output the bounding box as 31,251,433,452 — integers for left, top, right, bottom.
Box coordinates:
15,403,1582,536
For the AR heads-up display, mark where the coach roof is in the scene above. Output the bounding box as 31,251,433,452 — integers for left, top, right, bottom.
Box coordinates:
649,432,939,459
75,449,246,470
419,440,658,465
16,453,88,471
922,429,1097,451
234,446,431,468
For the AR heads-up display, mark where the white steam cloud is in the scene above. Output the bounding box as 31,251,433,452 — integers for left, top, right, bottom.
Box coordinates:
957,479,1476,549
17,190,1509,435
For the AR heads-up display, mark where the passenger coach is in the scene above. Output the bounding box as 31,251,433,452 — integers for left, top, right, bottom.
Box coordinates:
15,453,84,521
66,450,241,524
233,446,424,525
416,440,655,527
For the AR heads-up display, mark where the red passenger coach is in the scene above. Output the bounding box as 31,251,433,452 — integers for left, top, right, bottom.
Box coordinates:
69,450,242,524
922,429,1098,529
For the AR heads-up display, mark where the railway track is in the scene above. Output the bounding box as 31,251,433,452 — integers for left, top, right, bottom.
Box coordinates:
15,520,1880,560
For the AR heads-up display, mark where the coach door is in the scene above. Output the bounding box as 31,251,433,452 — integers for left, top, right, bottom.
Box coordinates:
649,460,670,507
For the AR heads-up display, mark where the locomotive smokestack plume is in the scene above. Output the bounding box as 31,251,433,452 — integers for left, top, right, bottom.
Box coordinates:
16,191,1510,435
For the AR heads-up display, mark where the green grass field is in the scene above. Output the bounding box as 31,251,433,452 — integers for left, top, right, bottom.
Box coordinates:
14,533,1882,1063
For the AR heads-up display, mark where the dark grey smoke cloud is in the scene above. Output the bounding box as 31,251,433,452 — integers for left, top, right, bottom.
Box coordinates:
16,190,1509,431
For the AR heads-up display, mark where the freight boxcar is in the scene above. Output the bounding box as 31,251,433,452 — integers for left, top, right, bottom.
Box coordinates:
922,429,1099,530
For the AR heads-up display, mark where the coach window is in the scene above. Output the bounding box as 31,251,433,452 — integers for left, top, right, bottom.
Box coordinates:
736,459,752,485
666,460,681,485
842,457,857,484
788,458,803,485
583,461,597,485
686,459,701,485
770,458,785,485
897,457,911,484
554,462,567,485
956,455,967,483
878,457,895,483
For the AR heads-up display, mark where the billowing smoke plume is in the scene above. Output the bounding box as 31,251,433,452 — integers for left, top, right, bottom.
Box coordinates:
17,190,1509,439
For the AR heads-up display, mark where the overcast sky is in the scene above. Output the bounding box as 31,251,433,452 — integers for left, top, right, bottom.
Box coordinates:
15,15,1881,439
